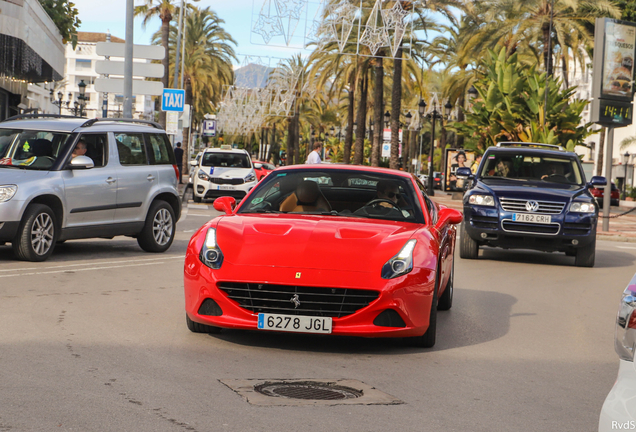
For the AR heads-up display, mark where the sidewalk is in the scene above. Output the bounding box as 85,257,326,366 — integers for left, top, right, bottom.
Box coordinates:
431,191,636,243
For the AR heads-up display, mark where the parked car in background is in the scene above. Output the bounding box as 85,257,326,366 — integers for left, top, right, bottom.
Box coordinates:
190,146,257,203
184,165,463,347
0,115,181,261
433,172,443,190
599,272,636,432
459,142,603,267
589,182,620,207
252,160,275,181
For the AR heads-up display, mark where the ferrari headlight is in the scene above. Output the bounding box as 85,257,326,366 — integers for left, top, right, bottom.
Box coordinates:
570,202,596,213
468,194,495,206
197,169,210,181
0,185,17,202
382,239,416,279
245,172,256,183
199,228,223,269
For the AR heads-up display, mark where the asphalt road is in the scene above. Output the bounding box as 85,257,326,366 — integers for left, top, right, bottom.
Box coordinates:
0,204,634,432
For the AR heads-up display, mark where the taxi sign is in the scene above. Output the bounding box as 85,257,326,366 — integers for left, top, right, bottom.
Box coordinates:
162,89,185,112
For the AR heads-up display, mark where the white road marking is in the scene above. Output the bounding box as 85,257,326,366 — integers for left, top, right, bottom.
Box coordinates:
183,229,195,233
187,213,213,217
0,255,185,275
0,257,186,278
616,245,636,250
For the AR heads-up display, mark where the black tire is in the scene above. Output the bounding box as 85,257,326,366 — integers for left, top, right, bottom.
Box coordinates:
438,260,454,311
574,236,596,267
193,194,202,203
407,271,439,348
186,314,222,334
459,221,479,259
137,200,176,253
13,204,57,262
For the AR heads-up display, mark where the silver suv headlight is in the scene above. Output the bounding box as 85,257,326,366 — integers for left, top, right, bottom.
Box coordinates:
616,274,636,361
197,169,210,181
0,185,17,202
468,194,495,206
569,202,596,213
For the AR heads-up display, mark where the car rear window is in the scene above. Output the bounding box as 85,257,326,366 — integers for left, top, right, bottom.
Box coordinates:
147,133,176,165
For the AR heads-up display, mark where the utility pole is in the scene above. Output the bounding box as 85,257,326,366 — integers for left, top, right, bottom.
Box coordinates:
173,0,185,89
123,0,134,118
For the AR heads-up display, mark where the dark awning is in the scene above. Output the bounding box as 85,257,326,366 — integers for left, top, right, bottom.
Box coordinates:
0,34,62,83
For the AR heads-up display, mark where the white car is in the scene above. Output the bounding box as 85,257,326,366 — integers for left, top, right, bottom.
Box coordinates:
599,272,636,431
190,146,257,203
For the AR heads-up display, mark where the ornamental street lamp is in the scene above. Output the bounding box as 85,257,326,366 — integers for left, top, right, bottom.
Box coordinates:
384,110,390,129
77,80,87,117
623,151,631,199
50,90,70,115
417,99,427,175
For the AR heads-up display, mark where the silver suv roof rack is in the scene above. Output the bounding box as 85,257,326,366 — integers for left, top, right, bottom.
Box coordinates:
2,114,85,122
496,142,565,151
80,118,163,130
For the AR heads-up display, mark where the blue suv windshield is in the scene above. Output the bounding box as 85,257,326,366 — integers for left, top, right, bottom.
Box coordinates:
0,129,73,170
479,152,583,185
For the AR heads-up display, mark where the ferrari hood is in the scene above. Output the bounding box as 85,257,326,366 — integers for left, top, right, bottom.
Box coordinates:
215,215,420,272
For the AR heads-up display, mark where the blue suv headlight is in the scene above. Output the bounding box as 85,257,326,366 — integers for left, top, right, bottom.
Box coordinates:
570,202,596,213
468,194,495,206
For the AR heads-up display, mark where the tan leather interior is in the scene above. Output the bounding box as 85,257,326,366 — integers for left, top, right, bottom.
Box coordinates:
279,180,332,213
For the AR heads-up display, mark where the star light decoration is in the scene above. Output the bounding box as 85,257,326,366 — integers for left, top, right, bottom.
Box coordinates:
308,0,415,59
252,0,309,46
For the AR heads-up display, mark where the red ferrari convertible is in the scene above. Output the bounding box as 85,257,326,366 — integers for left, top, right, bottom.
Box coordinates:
183,165,462,347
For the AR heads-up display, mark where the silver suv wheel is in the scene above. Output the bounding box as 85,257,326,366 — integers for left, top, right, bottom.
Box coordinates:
153,208,173,246
31,213,54,255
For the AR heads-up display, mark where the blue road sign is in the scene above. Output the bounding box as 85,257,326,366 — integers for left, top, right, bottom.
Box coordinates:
161,88,185,112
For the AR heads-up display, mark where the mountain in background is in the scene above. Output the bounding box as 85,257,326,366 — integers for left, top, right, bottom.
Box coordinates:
234,63,274,88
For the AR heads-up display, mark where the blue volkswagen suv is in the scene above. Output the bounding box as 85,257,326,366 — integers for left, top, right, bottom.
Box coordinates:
458,143,606,267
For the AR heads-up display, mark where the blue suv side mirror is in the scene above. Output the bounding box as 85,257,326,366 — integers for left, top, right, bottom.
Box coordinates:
589,176,607,187
456,167,473,178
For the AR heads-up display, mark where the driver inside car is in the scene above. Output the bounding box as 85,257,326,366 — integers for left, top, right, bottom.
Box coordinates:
376,180,401,207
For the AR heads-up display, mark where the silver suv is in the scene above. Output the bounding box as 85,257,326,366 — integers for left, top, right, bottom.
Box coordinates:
0,115,181,261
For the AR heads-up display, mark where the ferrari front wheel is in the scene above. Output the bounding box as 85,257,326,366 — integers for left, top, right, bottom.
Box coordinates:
437,260,454,311
186,314,222,334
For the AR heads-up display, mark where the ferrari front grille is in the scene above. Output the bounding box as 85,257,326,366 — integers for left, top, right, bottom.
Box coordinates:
217,282,379,318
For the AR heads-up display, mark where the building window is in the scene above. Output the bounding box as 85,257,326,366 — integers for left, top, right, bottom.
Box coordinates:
76,59,91,70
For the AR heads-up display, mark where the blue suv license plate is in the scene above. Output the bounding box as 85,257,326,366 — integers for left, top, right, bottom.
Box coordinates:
513,213,552,224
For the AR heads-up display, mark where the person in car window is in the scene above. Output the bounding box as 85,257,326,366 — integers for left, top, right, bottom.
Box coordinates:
489,159,512,177
72,140,87,159
541,163,563,179
376,180,401,207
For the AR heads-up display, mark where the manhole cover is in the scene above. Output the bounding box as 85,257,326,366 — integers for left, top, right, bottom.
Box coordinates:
254,381,363,400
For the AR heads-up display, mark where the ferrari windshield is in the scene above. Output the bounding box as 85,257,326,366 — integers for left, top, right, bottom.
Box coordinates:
239,169,424,223
479,152,584,185
0,128,73,170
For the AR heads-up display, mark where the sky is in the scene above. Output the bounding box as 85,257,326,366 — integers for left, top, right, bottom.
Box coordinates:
73,0,315,66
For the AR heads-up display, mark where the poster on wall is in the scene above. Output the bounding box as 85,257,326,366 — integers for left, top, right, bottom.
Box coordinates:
444,148,476,192
602,20,636,98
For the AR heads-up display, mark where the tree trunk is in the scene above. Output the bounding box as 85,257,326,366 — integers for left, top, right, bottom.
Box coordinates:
456,95,465,148
287,118,295,166
402,129,410,170
597,127,606,176
354,68,368,165
542,23,552,76
293,103,300,164
344,71,356,164
159,16,171,130
409,128,417,173
267,124,278,164
371,56,384,167
390,48,403,170
561,55,569,89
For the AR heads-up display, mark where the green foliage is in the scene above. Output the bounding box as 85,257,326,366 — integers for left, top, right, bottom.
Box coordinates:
38,0,81,46
616,0,636,22
451,48,593,152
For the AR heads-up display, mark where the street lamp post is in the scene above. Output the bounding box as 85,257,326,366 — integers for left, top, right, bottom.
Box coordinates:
405,112,412,172
417,99,426,175
623,151,631,199
425,100,453,195
77,80,87,117
50,90,70,115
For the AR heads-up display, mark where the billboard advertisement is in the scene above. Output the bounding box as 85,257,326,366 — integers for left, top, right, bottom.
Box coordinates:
444,148,476,192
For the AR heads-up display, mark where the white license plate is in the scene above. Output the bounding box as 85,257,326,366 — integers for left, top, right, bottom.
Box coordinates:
219,185,235,190
257,313,332,334
513,213,552,224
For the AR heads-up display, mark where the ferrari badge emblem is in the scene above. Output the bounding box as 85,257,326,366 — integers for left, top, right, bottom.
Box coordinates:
290,294,301,308
295,272,301,278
